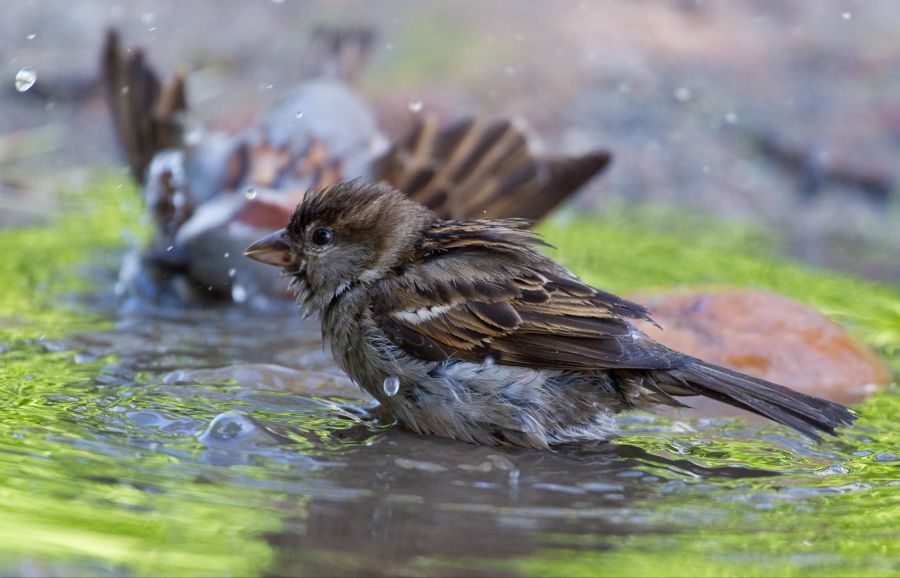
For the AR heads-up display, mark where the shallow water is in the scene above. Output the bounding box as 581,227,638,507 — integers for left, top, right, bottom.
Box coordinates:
1,182,898,577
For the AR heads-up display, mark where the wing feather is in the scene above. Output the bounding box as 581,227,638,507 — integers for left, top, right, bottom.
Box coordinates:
374,223,680,371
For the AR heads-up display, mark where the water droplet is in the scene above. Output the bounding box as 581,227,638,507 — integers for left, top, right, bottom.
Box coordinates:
185,128,203,145
14,68,37,92
232,283,248,303
141,12,156,25
408,99,423,113
841,11,852,20
223,252,230,258
383,375,400,397
673,86,692,102
504,65,518,76
120,86,130,95
272,0,285,3
245,187,258,200
294,111,303,120
165,245,174,252
26,33,36,40
482,355,496,368
227,268,237,278
724,112,739,124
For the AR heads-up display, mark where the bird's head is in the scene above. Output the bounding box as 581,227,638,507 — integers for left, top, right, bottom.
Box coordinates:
244,180,433,314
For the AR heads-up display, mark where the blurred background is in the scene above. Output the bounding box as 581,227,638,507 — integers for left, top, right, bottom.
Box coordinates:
0,0,900,281
2,0,898,280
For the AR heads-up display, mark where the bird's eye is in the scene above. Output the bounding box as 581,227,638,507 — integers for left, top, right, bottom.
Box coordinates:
310,227,334,247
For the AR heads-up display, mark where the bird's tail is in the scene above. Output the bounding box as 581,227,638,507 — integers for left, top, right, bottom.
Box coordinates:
668,360,856,439
371,116,611,222
102,29,187,183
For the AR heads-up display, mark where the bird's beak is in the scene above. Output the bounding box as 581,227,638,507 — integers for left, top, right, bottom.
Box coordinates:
244,228,293,267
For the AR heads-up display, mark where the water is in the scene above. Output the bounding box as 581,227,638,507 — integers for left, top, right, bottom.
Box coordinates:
0,182,897,576
14,68,37,92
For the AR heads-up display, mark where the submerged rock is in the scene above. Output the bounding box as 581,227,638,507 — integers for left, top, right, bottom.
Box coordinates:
632,288,892,414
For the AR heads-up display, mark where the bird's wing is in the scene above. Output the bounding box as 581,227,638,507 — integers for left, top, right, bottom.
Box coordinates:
371,117,611,221
370,224,683,371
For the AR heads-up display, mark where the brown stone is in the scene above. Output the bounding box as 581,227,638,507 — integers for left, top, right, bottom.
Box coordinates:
630,288,893,416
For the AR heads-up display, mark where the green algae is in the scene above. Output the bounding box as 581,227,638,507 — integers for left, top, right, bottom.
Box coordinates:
0,180,897,577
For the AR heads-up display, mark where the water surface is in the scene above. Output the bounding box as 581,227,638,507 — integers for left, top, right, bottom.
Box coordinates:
0,181,897,577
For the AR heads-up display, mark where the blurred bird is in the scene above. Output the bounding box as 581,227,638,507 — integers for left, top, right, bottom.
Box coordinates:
103,28,611,307
244,182,856,448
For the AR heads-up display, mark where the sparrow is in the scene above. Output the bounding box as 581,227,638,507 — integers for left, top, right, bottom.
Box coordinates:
244,181,856,448
103,28,610,306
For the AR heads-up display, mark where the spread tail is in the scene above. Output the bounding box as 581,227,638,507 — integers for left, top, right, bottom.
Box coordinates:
102,29,187,183
372,116,611,222
669,360,856,439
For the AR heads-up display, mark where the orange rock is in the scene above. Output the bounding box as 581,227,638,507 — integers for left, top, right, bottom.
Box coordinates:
631,288,892,415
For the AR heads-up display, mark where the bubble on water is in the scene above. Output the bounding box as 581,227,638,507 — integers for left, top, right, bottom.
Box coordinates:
227,268,237,278
26,33,36,40
383,375,400,397
673,86,692,102
408,99,423,113
198,411,258,447
245,187,258,200
295,111,303,120
14,68,37,92
841,11,852,20
223,252,230,258
724,112,739,124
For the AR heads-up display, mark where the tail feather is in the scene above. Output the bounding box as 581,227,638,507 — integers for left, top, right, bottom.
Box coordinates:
102,29,187,183
372,116,611,222
671,361,856,440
